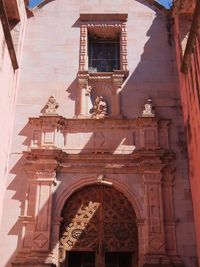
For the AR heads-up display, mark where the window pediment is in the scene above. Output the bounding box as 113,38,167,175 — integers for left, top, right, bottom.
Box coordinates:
80,13,128,21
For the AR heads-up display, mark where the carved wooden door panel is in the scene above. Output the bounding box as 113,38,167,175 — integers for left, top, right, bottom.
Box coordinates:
59,185,138,267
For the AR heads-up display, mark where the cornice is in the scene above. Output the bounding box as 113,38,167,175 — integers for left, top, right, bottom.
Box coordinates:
29,115,171,129
80,13,128,21
24,147,175,174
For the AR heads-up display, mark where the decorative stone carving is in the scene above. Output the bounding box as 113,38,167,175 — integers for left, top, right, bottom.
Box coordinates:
142,98,155,117
33,233,48,248
43,96,59,116
92,96,107,119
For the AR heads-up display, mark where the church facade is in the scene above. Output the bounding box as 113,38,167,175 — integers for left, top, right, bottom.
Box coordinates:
0,0,199,267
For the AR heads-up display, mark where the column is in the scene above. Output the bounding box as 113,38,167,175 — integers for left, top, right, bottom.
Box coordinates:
78,75,89,117
112,74,124,117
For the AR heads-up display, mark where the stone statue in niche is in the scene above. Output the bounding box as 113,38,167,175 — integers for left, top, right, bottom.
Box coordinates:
142,98,155,117
43,96,59,115
92,96,107,119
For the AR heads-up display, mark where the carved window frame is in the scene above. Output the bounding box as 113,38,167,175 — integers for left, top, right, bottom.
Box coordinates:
79,13,128,74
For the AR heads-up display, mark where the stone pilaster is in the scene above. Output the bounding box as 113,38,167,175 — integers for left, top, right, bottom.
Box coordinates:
120,22,128,71
32,171,56,252
14,150,60,266
143,171,171,267
51,217,63,267
79,25,88,71
162,170,184,266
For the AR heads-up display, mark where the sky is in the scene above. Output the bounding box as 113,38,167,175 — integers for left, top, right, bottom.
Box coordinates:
29,0,172,9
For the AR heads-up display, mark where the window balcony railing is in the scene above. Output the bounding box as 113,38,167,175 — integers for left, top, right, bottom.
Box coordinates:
89,59,120,72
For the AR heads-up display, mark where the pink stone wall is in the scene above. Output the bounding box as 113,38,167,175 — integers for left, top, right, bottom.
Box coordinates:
0,22,15,221
0,0,198,266
0,0,27,260
174,8,200,264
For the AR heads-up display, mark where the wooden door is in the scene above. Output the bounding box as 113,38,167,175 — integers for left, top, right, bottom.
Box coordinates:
59,185,138,267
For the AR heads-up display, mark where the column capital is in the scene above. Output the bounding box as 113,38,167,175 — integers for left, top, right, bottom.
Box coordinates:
143,171,162,183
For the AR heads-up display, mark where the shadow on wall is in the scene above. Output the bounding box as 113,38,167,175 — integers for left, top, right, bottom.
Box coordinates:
3,4,186,267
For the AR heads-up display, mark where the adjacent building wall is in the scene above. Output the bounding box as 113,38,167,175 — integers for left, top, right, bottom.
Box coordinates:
173,0,200,264
0,0,27,227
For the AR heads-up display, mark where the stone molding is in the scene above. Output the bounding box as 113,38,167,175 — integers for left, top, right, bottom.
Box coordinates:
28,115,171,153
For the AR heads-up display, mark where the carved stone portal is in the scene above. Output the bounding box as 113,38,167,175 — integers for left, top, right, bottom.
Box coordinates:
59,185,138,266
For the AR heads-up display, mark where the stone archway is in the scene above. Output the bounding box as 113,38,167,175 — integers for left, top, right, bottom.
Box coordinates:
59,184,138,267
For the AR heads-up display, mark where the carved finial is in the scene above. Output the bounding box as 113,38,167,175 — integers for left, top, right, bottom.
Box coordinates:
142,98,155,117
43,96,59,116
92,96,107,119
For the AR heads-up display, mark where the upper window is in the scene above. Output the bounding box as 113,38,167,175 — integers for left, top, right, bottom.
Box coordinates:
88,34,120,73
79,13,128,74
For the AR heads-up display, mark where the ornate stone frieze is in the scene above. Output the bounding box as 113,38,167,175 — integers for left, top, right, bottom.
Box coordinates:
28,116,171,154
23,147,174,176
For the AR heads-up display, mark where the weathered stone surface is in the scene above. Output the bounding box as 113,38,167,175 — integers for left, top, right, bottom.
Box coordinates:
0,0,198,267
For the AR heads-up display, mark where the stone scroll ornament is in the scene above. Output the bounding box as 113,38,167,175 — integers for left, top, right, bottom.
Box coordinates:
43,96,59,115
142,98,155,117
92,96,107,119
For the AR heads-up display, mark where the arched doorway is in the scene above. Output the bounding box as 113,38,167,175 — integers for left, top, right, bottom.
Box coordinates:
59,185,138,267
